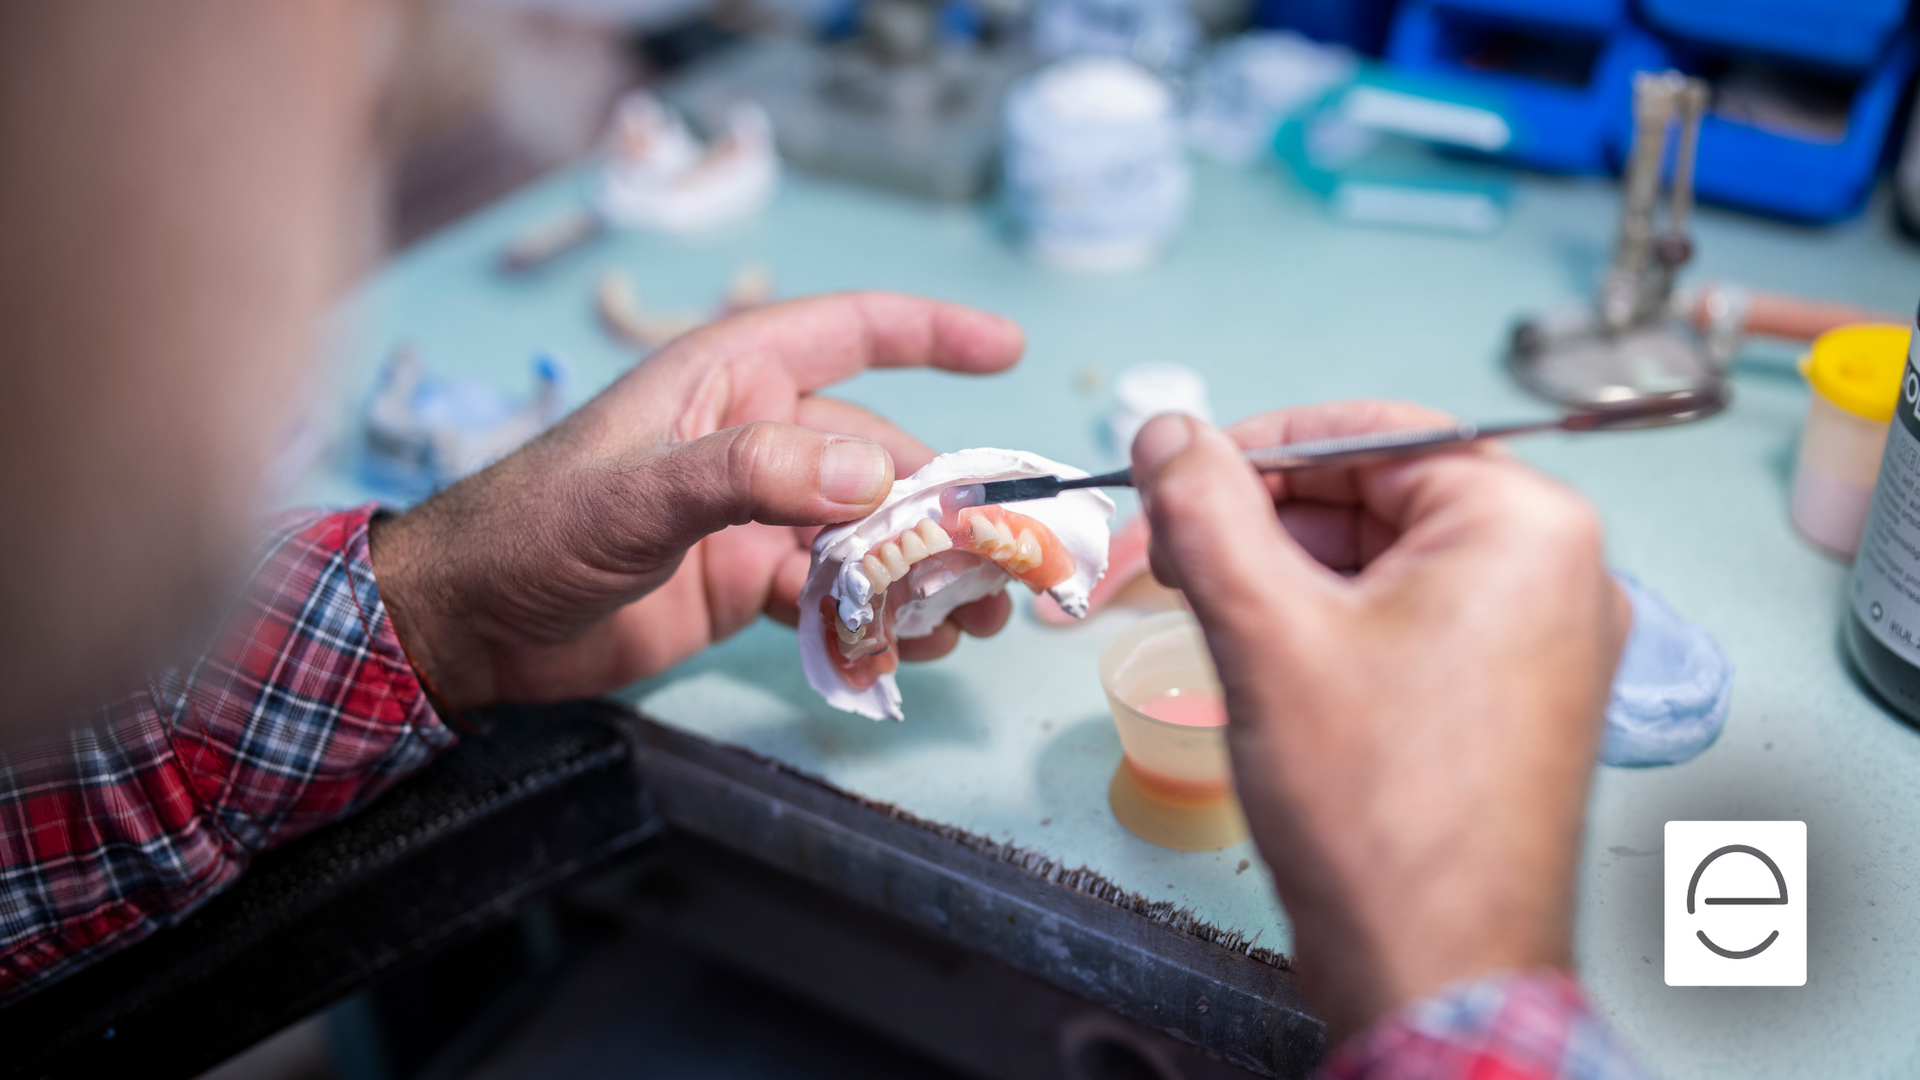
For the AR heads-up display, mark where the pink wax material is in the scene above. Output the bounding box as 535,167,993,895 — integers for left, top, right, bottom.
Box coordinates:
1136,691,1227,728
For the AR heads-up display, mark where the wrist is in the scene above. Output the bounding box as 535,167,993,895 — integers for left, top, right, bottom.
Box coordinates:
368,510,494,713
1281,854,1576,1042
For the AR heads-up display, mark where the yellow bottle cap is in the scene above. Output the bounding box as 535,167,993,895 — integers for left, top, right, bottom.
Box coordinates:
1803,323,1912,423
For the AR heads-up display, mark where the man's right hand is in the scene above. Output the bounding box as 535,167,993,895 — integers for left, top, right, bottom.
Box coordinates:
1129,404,1629,1045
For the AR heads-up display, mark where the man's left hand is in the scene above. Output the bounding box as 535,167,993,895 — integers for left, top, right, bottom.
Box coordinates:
369,292,1022,711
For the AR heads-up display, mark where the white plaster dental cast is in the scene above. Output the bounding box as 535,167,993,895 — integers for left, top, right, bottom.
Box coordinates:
595,92,778,235
800,449,1115,721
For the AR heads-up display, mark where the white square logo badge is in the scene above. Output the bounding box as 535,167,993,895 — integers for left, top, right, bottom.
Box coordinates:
1665,821,1806,986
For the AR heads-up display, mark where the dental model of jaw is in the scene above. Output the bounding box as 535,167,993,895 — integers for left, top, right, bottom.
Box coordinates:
800,449,1115,721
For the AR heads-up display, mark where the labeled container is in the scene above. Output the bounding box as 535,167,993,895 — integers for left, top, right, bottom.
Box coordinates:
1097,611,1248,850
1844,306,1920,723
1791,323,1910,556
1003,57,1192,272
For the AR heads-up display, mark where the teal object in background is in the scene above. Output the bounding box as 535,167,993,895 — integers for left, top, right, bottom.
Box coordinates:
1274,70,1516,232
304,160,1920,1077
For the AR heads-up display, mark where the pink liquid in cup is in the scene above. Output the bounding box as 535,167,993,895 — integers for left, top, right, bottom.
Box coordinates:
1136,691,1227,728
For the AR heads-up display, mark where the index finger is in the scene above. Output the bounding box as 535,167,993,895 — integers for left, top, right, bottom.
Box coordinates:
680,291,1025,392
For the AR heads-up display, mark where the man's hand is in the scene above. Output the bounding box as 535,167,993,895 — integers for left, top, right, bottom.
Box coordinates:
1130,404,1629,1043
369,292,1023,711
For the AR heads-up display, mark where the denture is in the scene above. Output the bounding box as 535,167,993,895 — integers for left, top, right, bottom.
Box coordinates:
799,448,1115,721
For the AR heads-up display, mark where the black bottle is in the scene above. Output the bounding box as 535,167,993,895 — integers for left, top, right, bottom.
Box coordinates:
1845,314,1920,721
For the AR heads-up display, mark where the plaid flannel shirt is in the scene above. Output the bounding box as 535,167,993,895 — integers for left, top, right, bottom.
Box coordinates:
0,505,454,1004
1322,969,1654,1080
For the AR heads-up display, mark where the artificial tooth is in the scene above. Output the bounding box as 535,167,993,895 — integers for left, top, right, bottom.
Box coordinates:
969,516,1000,547
1012,529,1042,571
990,532,1018,562
835,618,866,645
879,541,909,578
916,518,953,553
862,553,893,590
899,530,929,562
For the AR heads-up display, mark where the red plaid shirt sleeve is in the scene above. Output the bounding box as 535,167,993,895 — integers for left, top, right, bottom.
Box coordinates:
1320,969,1654,1080
0,505,456,1003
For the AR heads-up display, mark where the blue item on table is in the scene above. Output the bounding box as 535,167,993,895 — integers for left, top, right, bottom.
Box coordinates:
1253,0,1402,55
1429,0,1621,34
1601,571,1733,768
1640,0,1910,72
1386,0,1668,172
1607,34,1917,222
361,349,569,499
1275,69,1513,232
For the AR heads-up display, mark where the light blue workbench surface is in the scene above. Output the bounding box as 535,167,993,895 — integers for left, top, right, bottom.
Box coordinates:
304,159,1920,1078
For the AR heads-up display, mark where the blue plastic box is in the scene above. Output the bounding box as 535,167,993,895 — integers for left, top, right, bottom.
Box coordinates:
1386,0,1667,172
1254,0,1403,55
1640,0,1910,73
1429,0,1621,34
1606,33,1917,221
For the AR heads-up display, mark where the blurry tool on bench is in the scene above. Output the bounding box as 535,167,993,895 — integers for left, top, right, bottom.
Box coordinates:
1003,57,1192,271
1185,30,1357,164
1099,612,1248,850
1384,0,1667,174
1508,71,1722,410
596,265,777,351
669,0,1027,201
1032,0,1201,72
1790,324,1911,559
1274,70,1516,233
362,347,569,498
1678,281,1905,348
1625,0,1916,222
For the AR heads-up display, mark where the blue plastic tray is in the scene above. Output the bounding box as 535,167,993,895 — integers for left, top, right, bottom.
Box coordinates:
1606,33,1917,222
1641,0,1910,73
1387,0,1667,172
1430,0,1621,35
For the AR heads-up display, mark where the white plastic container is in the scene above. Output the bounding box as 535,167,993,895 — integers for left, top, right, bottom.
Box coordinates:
1002,58,1191,273
1790,324,1911,557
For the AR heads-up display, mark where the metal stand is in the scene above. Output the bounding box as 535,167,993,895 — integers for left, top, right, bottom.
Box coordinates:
1509,71,1726,413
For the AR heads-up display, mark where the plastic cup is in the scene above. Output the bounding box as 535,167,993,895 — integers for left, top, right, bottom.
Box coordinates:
1097,611,1248,850
1790,324,1910,557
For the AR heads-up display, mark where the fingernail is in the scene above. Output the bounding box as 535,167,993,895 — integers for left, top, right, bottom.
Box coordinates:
1131,413,1195,478
819,438,891,505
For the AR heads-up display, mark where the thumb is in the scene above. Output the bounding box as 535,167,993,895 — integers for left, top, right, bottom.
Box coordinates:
645,421,894,547
1131,413,1329,639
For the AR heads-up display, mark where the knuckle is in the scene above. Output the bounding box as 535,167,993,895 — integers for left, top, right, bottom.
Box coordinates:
1512,480,1604,558
721,421,784,516
1149,468,1232,533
